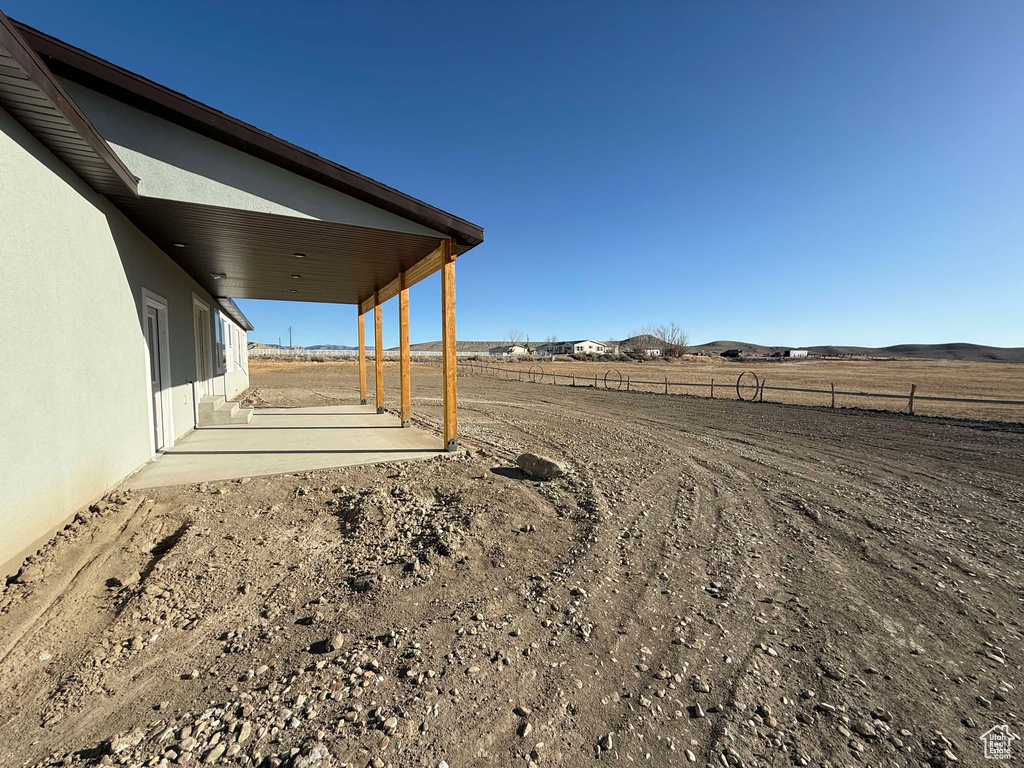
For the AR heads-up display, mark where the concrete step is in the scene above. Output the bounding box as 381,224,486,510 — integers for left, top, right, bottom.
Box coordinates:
198,395,225,414
198,397,253,426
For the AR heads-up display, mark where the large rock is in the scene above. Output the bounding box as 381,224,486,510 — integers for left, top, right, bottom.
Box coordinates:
515,453,567,480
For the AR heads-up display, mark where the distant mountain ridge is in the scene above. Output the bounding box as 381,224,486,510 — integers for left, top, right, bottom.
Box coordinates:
692,341,1024,363
254,339,1022,363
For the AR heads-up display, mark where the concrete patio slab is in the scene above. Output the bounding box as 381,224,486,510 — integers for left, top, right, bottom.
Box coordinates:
127,405,442,489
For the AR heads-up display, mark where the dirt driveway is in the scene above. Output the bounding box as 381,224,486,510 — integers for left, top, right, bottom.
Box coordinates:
2,361,1021,767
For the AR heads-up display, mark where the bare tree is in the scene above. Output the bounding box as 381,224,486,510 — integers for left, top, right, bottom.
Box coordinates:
545,335,558,344
653,322,689,357
508,329,525,346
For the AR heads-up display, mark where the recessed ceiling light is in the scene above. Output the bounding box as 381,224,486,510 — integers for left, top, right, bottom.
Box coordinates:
211,272,226,280
293,253,305,258
291,274,302,279
172,242,187,248
289,289,298,293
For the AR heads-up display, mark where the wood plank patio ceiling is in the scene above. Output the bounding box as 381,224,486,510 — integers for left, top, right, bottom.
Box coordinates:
112,195,459,305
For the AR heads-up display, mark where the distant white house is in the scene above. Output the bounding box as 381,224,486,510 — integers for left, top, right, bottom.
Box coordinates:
786,349,808,358
621,334,666,356
489,344,529,356
536,340,608,356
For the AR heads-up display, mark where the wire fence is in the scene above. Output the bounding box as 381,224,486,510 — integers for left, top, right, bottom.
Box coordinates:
458,362,1024,419
249,347,478,358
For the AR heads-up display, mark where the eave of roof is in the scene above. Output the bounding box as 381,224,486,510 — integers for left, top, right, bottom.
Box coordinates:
0,10,137,195
12,19,483,249
217,297,253,332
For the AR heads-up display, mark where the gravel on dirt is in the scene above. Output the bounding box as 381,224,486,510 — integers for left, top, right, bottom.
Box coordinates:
0,361,1021,768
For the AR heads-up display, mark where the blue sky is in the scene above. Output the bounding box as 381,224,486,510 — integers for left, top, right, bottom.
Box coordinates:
11,1,1024,348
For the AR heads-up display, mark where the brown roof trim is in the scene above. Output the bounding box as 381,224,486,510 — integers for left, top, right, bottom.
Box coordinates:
0,10,137,195
13,20,483,248
217,297,253,332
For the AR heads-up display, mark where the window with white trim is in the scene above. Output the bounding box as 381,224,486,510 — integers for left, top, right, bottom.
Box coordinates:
214,315,226,374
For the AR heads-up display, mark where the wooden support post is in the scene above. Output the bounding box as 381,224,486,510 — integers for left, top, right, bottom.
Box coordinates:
830,382,835,408
908,383,916,415
441,239,458,451
374,291,384,413
357,312,367,404
711,378,715,399
399,273,411,426
665,376,668,395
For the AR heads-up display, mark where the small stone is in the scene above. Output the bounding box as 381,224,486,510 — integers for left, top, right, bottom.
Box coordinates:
519,722,533,738
329,633,344,652
203,743,226,763
854,720,877,738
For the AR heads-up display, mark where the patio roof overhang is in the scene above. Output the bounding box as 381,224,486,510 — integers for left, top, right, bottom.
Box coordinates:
4,13,483,317
111,194,467,312
2,9,473,451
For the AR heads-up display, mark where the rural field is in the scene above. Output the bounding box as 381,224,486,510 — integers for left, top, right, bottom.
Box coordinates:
1,359,1022,768
464,356,1024,422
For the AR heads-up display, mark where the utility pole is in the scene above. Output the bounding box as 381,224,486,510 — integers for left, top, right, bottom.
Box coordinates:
288,327,292,349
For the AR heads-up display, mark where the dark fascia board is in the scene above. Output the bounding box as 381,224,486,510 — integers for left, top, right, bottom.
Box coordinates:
13,20,483,249
217,297,254,332
0,10,138,195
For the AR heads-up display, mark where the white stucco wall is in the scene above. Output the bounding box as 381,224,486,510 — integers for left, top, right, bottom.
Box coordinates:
61,80,447,239
0,105,245,575
215,315,250,400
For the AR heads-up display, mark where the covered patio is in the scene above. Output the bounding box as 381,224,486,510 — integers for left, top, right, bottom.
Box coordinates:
127,405,441,488
11,20,485,475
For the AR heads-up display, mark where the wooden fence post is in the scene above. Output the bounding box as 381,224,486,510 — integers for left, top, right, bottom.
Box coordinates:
626,376,630,392
664,376,668,395
908,384,916,415
830,382,835,409
711,378,714,399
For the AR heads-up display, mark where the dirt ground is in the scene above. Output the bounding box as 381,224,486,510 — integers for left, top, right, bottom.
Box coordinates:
2,360,1023,768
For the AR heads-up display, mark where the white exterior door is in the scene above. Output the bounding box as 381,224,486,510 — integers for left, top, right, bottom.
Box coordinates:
142,288,172,454
193,300,212,398
145,306,166,450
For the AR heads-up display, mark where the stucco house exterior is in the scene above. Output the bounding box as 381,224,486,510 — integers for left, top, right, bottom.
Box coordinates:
0,12,482,575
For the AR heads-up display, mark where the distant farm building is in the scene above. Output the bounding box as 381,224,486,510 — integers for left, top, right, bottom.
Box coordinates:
536,340,608,356
621,334,667,356
489,344,529,357
785,349,809,358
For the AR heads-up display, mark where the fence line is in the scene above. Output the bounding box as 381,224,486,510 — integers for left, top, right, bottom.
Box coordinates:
249,347,476,358
457,362,1024,416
